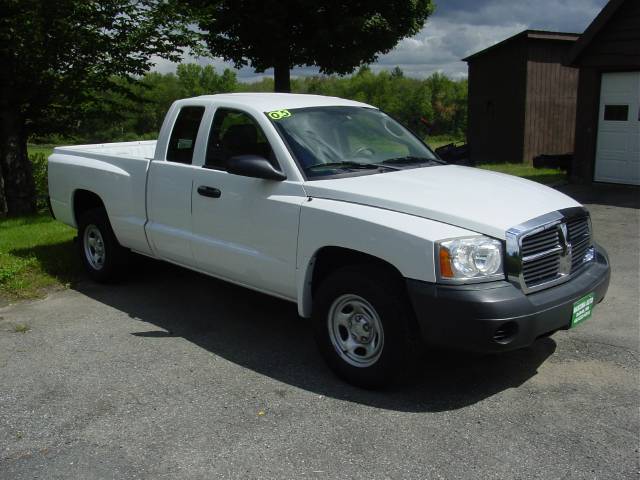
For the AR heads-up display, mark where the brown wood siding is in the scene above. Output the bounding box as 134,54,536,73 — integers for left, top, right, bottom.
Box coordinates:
523,41,579,164
577,0,640,69
571,69,601,183
467,39,527,163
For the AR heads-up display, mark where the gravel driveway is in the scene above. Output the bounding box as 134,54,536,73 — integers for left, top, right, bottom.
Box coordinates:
1,185,638,479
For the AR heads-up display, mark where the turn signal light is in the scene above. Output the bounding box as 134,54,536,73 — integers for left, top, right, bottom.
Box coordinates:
439,247,454,278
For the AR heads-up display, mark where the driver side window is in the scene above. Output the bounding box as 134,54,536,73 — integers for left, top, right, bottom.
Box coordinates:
205,109,275,170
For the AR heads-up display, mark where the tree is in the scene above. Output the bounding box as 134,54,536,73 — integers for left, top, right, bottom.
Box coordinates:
186,0,434,93
176,64,238,97
391,66,405,78
0,0,200,215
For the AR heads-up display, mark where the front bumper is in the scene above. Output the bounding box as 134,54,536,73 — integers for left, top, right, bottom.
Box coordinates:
406,244,610,353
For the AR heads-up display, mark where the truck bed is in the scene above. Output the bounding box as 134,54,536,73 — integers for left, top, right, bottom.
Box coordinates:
48,140,157,256
54,140,157,160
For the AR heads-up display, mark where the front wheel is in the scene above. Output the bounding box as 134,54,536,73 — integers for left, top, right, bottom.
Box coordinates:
77,208,128,283
312,265,419,389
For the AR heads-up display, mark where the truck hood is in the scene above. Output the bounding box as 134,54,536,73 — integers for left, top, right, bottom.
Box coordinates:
302,165,580,239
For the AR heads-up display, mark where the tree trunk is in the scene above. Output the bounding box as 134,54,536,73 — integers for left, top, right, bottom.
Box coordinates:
273,62,291,93
0,152,7,215
0,109,36,216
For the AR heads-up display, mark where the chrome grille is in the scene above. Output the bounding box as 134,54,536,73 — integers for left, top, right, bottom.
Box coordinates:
521,228,562,287
567,216,591,273
521,228,560,257
506,207,594,294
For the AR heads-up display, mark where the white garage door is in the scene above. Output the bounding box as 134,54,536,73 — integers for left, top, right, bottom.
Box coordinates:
594,72,640,185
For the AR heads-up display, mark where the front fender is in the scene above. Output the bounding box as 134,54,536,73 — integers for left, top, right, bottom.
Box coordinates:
296,198,477,317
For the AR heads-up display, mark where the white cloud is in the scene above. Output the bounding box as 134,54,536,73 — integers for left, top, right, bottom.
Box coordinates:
372,17,526,78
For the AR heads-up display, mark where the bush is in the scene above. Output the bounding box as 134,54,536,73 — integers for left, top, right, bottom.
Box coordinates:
29,153,49,211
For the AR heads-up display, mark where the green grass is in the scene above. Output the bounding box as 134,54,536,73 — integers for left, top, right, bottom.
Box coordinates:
27,144,57,159
426,135,464,150
0,215,79,305
479,163,567,185
420,137,566,185
13,323,30,333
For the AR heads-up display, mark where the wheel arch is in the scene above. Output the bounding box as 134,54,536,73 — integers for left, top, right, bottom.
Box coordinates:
298,246,406,318
72,189,107,226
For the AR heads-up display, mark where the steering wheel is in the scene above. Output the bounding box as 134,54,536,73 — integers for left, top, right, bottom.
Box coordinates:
353,146,375,158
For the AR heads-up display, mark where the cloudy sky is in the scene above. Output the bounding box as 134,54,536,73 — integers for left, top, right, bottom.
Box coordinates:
154,0,608,81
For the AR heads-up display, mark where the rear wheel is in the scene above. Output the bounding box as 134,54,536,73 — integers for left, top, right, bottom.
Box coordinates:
312,265,419,389
77,208,128,283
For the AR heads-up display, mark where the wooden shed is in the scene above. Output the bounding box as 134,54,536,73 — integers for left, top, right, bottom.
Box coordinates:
463,30,579,164
566,0,640,185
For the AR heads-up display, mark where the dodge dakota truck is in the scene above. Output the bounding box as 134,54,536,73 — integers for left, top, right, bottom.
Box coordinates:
48,93,610,388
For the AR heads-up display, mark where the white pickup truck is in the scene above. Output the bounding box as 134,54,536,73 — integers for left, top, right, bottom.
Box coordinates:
48,93,610,387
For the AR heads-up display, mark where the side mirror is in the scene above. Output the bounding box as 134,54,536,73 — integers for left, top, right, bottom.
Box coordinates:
227,155,287,181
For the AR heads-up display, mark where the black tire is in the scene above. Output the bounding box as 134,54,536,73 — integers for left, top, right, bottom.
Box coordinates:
312,265,420,389
77,207,128,283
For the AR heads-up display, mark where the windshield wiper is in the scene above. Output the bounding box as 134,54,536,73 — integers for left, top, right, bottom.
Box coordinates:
304,161,385,171
380,156,440,166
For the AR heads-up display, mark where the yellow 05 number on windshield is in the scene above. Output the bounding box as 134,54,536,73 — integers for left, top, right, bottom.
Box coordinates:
267,109,291,120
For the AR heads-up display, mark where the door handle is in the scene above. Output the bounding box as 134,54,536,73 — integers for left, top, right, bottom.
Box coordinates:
197,185,222,198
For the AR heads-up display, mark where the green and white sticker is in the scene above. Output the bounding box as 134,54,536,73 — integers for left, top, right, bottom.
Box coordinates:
267,109,291,120
571,292,595,327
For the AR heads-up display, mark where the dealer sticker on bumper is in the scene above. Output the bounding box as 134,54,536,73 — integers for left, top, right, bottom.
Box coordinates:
572,292,595,327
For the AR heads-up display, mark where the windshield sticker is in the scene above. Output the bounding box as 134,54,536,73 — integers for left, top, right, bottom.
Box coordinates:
267,109,291,120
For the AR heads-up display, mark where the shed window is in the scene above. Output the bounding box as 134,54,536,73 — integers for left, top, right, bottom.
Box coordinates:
603,105,628,121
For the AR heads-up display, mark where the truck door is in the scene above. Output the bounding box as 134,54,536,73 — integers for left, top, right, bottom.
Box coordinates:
190,107,306,300
146,105,206,265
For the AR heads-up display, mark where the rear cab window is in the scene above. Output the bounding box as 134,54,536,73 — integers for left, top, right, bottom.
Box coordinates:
167,106,206,164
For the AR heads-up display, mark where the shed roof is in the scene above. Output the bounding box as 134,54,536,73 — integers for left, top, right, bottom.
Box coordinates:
565,0,627,66
462,29,579,62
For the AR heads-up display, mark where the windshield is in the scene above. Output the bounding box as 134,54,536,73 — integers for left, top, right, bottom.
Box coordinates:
266,106,441,179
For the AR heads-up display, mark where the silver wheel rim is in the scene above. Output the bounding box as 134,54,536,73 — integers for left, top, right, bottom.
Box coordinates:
83,224,106,270
327,294,385,368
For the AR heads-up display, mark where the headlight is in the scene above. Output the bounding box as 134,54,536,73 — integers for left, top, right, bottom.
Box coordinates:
436,236,504,283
